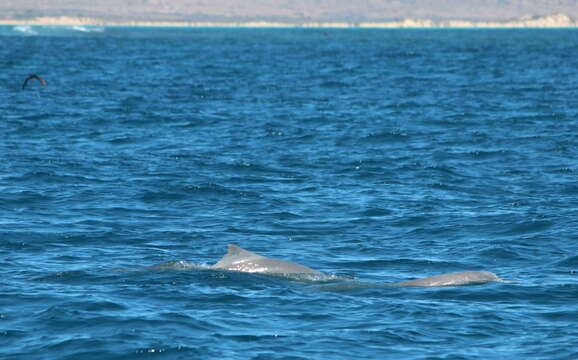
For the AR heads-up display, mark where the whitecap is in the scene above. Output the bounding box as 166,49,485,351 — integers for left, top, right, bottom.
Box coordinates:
13,25,38,35
71,26,104,33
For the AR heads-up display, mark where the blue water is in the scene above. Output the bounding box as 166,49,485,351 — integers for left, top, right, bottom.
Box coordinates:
1,25,578,359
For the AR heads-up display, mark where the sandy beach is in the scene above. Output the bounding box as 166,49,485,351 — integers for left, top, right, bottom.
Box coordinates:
0,14,576,28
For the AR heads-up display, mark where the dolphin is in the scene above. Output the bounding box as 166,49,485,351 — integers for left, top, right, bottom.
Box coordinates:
210,245,504,287
393,271,503,287
211,244,323,275
310,271,505,291
138,244,506,287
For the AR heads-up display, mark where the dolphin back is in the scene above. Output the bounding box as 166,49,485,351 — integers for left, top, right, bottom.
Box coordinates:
212,244,323,275
394,271,503,287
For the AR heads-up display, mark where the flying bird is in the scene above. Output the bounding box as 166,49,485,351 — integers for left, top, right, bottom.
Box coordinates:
22,74,48,89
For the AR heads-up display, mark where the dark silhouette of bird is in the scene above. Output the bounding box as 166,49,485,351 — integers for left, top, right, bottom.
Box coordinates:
22,74,48,89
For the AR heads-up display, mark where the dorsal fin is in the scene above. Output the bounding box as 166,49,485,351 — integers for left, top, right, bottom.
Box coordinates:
213,244,264,268
211,244,323,275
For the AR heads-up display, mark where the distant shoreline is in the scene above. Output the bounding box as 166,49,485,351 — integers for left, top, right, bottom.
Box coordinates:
1,14,577,29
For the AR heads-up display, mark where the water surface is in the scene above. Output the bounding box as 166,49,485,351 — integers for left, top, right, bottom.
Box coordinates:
1,26,578,359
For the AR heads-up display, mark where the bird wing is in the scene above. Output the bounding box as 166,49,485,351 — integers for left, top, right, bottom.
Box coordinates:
37,76,48,87
22,74,48,89
22,76,31,89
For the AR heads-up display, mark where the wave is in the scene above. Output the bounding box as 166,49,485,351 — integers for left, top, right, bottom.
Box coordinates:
12,25,38,35
9,24,105,36
70,25,104,33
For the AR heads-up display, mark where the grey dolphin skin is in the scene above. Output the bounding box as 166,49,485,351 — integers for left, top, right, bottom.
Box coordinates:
393,271,503,287
212,244,323,275
211,245,504,287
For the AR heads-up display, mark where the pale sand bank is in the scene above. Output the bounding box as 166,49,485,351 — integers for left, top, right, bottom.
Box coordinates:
0,14,577,28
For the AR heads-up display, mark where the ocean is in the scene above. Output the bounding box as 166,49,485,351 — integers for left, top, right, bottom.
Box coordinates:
1,25,577,359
